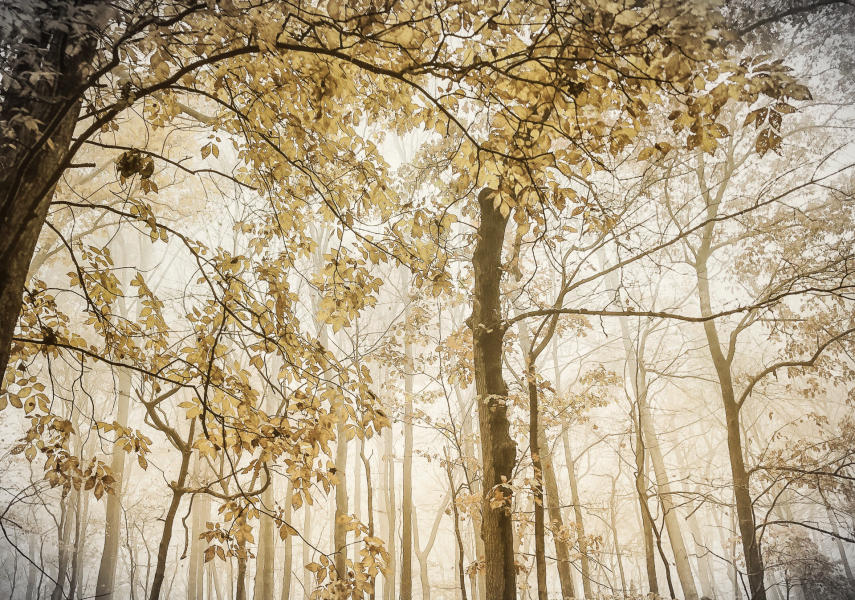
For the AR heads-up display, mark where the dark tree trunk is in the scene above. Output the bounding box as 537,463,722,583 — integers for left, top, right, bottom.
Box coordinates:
469,187,516,600
0,3,105,380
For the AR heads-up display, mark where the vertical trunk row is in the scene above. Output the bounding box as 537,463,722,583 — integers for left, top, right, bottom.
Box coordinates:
470,187,516,600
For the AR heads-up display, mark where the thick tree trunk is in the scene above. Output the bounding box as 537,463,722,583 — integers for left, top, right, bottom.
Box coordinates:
401,333,414,600
538,427,575,600
254,463,275,598
469,187,516,600
0,3,107,380
96,368,132,599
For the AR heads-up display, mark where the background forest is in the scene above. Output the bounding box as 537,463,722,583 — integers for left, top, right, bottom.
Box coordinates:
1,1,854,599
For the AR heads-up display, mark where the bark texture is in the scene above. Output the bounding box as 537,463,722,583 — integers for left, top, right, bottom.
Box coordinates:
469,187,516,600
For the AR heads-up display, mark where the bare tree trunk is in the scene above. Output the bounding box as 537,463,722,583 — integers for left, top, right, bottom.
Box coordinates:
469,187,516,600
634,421,659,595
188,479,209,600
401,332,414,600
359,438,376,600
538,427,575,600
445,448,468,600
96,368,132,599
70,485,90,599
254,465,275,598
52,485,75,599
148,419,195,600
413,492,449,600
692,158,765,600
561,431,592,599
26,534,37,600
608,473,627,597
618,316,698,600
235,556,247,600
454,387,486,600
383,425,396,600
280,480,294,600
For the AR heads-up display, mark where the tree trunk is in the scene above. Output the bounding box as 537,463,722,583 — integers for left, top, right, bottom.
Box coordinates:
280,479,294,600
634,422,659,595
359,438,376,600
383,424,396,600
618,316,698,600
254,466,275,599
401,332,414,600
561,431,592,599
96,368,132,599
188,479,210,600
469,187,516,600
148,420,195,600
538,427,575,599
454,386,486,600
413,492,449,600
0,3,108,380
445,449,469,600
696,258,765,600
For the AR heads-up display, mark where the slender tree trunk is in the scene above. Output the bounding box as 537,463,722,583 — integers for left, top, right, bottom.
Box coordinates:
383,425,396,600
70,486,90,600
188,480,209,600
26,534,37,600
413,492,449,600
148,420,195,600
401,332,414,600
526,364,548,600
470,187,516,600
561,430,592,599
538,427,575,600
692,158,766,600
445,449,468,600
96,368,132,599
280,480,294,600
359,438,376,600
685,498,716,599
608,474,627,597
52,486,75,599
618,316,698,600
634,421,659,595
454,387,486,600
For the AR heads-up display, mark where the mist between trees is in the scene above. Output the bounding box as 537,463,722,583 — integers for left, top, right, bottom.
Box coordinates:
1,1,855,599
